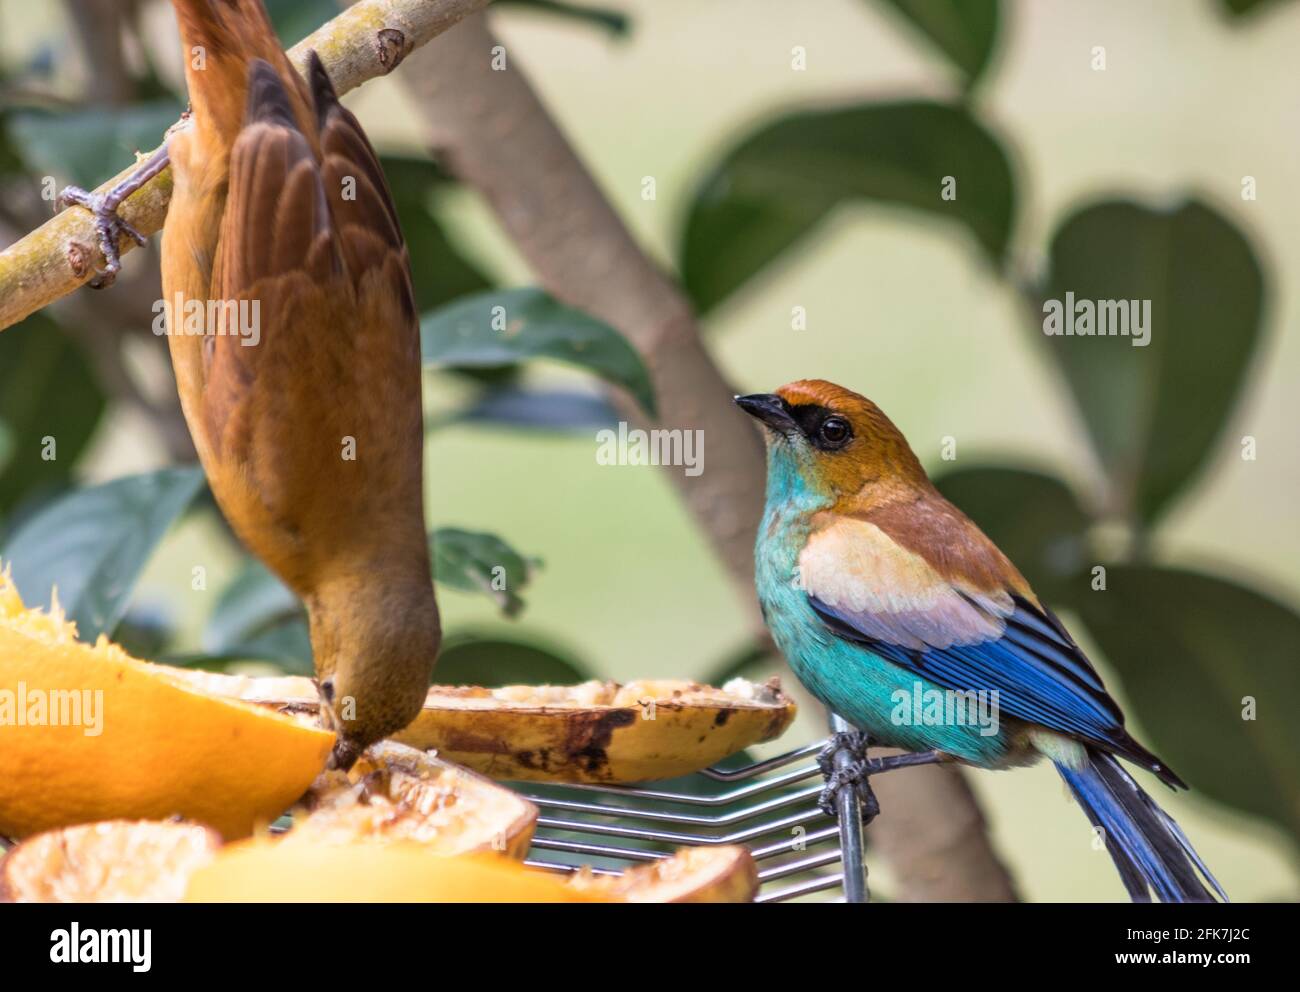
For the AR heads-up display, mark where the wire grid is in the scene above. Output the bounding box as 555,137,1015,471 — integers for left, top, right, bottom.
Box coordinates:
517,712,869,903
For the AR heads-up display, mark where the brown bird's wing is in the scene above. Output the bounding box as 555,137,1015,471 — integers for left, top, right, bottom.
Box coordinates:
202,60,339,450
162,0,316,465
197,55,426,592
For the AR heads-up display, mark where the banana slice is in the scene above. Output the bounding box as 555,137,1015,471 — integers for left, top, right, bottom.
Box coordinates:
394,677,797,783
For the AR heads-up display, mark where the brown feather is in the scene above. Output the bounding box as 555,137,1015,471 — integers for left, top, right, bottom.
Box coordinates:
772,379,1035,599
161,1,439,766
860,493,1035,601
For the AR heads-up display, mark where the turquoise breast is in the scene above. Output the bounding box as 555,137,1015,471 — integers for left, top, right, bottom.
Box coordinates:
754,494,1016,766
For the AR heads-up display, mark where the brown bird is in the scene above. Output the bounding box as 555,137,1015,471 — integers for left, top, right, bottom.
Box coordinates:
65,0,440,768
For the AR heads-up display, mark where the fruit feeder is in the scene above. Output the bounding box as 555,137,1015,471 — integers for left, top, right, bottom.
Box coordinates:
516,711,872,903
0,572,874,903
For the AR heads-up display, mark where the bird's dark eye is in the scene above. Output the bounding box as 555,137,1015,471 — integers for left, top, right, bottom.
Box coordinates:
817,416,852,449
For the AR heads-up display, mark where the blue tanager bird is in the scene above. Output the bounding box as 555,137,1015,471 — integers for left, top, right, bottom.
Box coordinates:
736,379,1224,903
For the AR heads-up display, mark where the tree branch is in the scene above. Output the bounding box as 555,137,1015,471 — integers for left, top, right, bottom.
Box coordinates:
400,10,1019,901
0,0,490,333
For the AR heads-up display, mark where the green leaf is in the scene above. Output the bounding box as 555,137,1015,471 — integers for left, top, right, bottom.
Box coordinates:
681,191,836,319
498,0,631,36
219,618,314,673
454,387,618,432
7,100,180,189
208,527,542,652
168,617,313,675
421,288,657,417
680,101,1016,314
870,0,1000,89
0,313,106,519
0,111,24,176
431,528,539,618
0,421,12,476
1,467,206,641
433,633,592,687
379,154,494,313
263,0,337,43
1040,199,1265,525
378,154,459,192
932,466,1091,601
203,559,302,656
1072,565,1300,846
112,607,174,660
1217,0,1293,18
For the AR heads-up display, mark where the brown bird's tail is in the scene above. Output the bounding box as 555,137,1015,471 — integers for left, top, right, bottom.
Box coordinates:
170,0,311,150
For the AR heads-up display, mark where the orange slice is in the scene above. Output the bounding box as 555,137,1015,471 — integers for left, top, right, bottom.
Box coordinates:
0,820,220,902
567,846,758,903
0,567,333,839
294,741,537,859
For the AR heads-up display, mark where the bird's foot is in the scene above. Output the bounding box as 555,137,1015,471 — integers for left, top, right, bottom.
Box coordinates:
57,147,169,288
57,184,148,289
816,730,872,778
818,765,881,822
865,749,947,774
816,730,878,821
816,737,947,822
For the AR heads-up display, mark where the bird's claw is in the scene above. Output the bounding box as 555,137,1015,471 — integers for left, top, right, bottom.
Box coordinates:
58,184,149,289
817,730,878,821
817,740,948,820
817,763,881,821
816,730,871,777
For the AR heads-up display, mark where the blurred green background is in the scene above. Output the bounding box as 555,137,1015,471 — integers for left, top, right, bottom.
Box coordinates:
1,0,1297,901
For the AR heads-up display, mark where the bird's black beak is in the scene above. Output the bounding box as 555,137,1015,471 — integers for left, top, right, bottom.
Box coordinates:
328,737,362,772
735,393,797,435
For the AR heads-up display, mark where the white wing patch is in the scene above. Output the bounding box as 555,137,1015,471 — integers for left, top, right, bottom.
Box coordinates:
797,518,1011,651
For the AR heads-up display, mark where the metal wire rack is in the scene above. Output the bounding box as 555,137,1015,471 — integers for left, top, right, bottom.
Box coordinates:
517,712,869,903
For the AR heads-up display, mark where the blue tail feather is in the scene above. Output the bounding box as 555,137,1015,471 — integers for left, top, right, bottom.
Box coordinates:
1056,748,1225,903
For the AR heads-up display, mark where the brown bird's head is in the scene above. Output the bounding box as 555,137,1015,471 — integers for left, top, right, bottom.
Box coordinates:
310,574,441,771
735,379,931,504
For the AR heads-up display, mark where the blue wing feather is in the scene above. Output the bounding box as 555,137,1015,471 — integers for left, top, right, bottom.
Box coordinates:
808,593,1182,786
